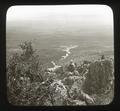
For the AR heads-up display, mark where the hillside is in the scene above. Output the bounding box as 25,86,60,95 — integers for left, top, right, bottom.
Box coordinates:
7,41,114,106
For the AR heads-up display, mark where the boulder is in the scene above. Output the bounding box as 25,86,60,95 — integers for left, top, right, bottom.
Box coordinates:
49,80,68,105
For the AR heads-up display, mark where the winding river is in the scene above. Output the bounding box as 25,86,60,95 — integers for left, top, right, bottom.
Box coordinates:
48,45,78,71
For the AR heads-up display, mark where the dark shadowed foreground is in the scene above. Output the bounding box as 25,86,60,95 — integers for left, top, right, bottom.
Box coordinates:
7,42,114,106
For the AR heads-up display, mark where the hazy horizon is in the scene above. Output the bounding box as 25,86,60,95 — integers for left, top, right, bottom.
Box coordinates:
6,5,114,53
6,5,113,39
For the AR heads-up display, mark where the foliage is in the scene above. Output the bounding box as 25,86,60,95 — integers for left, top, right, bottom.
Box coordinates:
7,41,114,106
7,41,44,105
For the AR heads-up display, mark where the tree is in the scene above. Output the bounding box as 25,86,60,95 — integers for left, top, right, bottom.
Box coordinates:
7,41,44,105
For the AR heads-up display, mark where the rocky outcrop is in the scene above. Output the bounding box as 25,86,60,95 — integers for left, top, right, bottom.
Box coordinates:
49,80,68,105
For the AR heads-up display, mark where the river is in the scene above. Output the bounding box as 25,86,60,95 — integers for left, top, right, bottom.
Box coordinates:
48,45,78,71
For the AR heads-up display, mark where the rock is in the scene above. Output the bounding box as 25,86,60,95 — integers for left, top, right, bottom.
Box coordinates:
66,98,86,106
69,78,83,99
72,100,86,105
49,80,68,105
62,75,82,89
67,60,76,72
44,99,53,106
83,59,113,95
73,70,80,76
80,92,94,105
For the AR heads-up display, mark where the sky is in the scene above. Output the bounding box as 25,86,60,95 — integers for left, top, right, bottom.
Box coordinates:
7,5,113,24
6,5,113,41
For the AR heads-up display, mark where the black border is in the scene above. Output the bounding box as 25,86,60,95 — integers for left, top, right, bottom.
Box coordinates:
0,0,120,111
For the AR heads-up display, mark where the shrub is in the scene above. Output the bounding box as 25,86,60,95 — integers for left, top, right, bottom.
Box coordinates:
7,41,44,105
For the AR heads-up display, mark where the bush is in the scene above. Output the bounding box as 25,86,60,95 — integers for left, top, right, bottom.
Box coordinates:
7,41,44,105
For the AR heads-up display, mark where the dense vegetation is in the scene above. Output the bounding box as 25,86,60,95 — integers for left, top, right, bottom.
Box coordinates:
7,41,114,106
